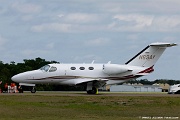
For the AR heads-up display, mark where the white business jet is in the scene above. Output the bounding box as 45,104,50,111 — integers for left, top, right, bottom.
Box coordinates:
11,42,177,94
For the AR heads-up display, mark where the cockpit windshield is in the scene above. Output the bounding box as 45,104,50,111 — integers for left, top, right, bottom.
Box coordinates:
40,65,50,72
49,66,57,72
40,65,57,72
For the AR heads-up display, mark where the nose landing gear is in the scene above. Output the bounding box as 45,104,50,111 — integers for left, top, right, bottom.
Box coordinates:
31,87,36,93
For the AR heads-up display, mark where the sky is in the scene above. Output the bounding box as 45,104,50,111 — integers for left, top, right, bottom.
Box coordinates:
0,0,179,80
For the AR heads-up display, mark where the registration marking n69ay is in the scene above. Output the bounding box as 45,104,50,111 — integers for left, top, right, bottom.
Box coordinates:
139,55,155,60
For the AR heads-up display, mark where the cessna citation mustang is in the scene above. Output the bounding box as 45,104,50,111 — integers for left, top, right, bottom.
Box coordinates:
11,42,177,94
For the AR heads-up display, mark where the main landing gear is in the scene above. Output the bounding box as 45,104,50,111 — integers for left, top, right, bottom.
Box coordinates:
87,87,98,94
86,82,98,94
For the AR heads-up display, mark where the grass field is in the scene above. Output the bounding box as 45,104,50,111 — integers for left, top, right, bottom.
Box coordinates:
0,92,179,120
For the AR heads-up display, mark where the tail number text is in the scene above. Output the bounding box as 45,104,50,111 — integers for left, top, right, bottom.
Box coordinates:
139,55,155,60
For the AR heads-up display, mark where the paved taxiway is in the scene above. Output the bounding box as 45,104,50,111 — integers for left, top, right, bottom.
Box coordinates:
1,91,179,97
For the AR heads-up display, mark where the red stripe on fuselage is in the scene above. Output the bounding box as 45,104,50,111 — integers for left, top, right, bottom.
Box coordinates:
138,66,154,74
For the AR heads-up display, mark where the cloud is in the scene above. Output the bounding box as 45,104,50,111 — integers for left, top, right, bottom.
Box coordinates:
31,13,180,33
99,1,180,14
21,15,34,21
12,2,42,14
108,14,180,32
113,14,153,27
46,43,54,49
31,23,72,33
152,16,180,32
31,22,105,33
99,2,123,13
21,49,50,57
127,34,140,40
145,0,180,14
71,54,103,63
161,36,179,44
30,12,103,33
63,13,99,23
57,14,64,18
85,38,110,46
108,14,154,32
0,35,7,49
0,6,6,15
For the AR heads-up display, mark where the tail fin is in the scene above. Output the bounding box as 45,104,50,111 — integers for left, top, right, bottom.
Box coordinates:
125,43,177,67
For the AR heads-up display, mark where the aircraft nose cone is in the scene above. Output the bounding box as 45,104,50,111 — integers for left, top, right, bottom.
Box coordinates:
11,70,39,83
11,73,25,83
11,75,20,82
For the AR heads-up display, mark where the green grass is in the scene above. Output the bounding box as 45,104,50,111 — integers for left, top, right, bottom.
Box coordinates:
0,92,179,120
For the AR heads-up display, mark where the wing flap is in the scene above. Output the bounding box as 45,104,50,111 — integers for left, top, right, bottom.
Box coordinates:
59,78,108,86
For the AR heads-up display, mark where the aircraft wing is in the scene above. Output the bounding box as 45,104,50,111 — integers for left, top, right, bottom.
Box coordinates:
63,78,108,86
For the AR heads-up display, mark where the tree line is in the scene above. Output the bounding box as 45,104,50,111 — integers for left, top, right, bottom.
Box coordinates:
0,57,179,91
125,79,180,86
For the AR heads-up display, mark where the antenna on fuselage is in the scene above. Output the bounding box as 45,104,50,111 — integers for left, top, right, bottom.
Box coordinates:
91,60,95,64
107,61,111,64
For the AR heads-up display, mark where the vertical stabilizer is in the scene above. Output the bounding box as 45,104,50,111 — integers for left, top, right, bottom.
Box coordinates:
125,43,177,67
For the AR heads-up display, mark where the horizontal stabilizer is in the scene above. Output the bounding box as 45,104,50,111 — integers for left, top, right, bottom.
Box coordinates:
150,42,177,47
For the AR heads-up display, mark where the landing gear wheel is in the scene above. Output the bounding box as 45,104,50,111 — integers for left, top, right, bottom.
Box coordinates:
18,86,23,93
87,87,97,94
87,90,92,94
91,87,97,94
175,90,180,94
31,87,36,93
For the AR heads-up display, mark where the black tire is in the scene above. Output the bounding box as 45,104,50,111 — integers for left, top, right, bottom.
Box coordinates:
87,87,97,94
18,86,23,93
19,89,23,93
87,90,92,94
31,88,36,93
91,87,97,94
175,90,180,94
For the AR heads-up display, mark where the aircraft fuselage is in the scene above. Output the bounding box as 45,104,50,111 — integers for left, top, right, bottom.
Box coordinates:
12,64,148,86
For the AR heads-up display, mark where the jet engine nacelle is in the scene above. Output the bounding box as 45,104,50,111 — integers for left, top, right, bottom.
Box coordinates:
103,64,130,75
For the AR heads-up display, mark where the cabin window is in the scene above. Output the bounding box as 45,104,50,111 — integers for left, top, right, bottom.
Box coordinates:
49,66,57,72
89,67,94,70
79,67,85,70
71,67,76,70
40,65,50,72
